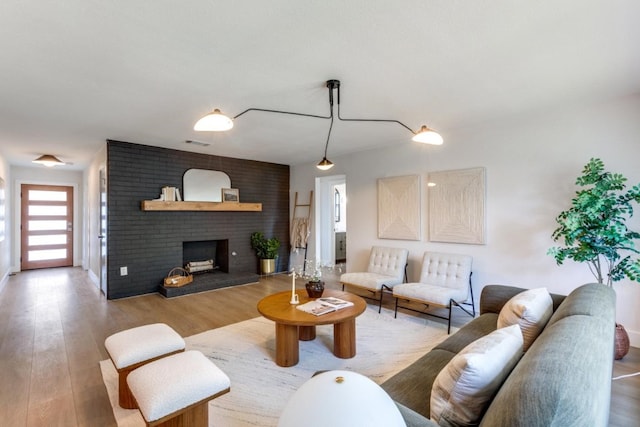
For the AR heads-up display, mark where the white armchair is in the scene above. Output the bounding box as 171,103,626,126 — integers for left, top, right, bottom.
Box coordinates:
340,246,409,313
393,251,474,333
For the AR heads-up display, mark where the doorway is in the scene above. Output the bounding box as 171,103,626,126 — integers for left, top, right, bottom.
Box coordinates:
314,175,346,266
334,183,346,263
20,184,74,270
99,168,107,295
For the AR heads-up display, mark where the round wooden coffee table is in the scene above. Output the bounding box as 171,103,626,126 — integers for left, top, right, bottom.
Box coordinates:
257,289,367,367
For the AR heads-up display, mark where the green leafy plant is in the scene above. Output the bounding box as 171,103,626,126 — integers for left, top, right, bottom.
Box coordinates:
548,158,640,286
250,232,280,259
293,260,342,284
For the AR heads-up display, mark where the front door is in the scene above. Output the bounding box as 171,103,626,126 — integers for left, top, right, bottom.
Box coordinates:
20,184,74,270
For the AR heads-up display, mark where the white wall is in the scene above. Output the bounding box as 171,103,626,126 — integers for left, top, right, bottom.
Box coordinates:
83,145,107,286
291,94,640,346
0,153,10,291
10,166,84,272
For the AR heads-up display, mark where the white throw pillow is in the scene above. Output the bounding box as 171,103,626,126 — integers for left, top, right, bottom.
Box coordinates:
430,325,523,426
497,287,553,351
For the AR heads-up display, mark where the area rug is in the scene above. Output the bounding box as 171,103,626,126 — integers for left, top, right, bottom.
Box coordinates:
101,306,450,426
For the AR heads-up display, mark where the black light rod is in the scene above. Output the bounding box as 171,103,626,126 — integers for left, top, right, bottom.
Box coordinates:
330,80,417,134
233,107,331,120
336,107,417,134
231,79,417,134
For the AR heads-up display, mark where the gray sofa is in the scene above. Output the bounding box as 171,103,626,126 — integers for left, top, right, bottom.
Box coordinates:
381,283,616,427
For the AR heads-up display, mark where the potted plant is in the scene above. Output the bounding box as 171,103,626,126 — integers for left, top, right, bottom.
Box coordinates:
303,260,325,298
250,232,280,274
548,158,640,359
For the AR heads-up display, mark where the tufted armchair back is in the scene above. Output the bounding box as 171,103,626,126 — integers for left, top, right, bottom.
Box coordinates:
418,251,472,291
367,246,409,280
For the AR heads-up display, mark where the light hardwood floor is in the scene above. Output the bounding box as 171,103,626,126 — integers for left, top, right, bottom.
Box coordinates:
0,267,638,426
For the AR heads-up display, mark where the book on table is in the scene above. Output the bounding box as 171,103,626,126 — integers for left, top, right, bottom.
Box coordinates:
296,297,354,316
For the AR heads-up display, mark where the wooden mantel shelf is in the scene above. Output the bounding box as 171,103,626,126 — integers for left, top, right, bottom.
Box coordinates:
141,200,262,212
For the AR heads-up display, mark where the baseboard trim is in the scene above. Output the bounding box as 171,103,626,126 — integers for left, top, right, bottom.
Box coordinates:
0,268,10,294
627,328,639,349
88,269,100,287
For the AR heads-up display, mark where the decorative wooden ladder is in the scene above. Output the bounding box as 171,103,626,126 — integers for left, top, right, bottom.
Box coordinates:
290,191,313,274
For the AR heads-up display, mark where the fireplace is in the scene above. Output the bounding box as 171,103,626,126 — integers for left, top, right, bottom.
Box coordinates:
160,239,258,298
183,240,229,273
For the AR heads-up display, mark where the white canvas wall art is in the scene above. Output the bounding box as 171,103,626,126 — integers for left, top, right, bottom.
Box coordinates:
378,175,421,240
428,167,486,244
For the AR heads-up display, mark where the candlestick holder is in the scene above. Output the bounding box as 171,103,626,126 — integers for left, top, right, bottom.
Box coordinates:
289,270,300,305
290,292,299,305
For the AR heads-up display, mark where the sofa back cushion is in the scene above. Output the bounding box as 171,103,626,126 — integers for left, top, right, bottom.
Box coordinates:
546,282,615,327
430,325,523,427
480,283,616,427
480,285,565,316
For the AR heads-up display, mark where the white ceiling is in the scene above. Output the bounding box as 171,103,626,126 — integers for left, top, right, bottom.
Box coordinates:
1,1,638,170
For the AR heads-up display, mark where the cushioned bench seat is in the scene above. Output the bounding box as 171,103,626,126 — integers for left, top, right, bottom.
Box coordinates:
127,350,231,426
104,323,186,408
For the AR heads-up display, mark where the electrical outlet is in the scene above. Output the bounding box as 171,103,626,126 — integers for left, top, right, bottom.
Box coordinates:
120,266,128,276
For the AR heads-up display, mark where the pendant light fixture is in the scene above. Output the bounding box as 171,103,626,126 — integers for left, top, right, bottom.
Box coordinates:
317,114,335,170
412,125,443,145
32,154,65,167
193,108,234,131
317,157,334,170
194,79,443,168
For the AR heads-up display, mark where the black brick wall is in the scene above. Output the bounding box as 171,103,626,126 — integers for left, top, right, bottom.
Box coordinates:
106,140,290,299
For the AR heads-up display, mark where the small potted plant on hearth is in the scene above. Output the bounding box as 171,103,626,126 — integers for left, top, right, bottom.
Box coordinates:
548,158,640,359
250,232,280,275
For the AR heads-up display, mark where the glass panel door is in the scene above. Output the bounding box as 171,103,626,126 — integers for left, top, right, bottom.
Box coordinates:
21,184,73,270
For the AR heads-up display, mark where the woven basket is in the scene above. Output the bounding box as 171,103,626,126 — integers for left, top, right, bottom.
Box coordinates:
163,267,193,287
614,323,630,360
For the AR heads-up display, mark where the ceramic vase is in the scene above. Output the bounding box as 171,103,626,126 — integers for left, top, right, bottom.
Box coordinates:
615,323,630,360
305,281,324,298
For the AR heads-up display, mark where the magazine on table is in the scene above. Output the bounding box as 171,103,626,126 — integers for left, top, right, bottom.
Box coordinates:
296,296,354,316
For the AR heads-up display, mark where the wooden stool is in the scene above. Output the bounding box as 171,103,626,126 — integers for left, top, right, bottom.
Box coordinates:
105,323,185,409
127,350,231,427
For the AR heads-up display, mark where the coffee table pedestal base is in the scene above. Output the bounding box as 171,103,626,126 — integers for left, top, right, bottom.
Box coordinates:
257,290,366,368
299,325,316,341
275,323,299,367
334,319,357,359
274,320,357,367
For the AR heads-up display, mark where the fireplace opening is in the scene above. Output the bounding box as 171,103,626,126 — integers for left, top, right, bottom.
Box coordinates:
161,238,257,298
183,240,229,273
